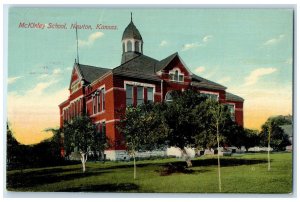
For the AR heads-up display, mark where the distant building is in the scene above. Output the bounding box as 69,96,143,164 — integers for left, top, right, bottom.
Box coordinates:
59,16,244,160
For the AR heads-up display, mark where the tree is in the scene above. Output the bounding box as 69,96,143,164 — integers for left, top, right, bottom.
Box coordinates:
7,123,20,165
44,127,64,159
242,129,260,152
207,99,228,192
118,103,169,179
62,115,106,172
163,90,206,167
260,117,291,151
259,116,291,171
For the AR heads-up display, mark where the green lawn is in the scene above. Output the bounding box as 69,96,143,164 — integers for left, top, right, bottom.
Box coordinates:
6,152,293,193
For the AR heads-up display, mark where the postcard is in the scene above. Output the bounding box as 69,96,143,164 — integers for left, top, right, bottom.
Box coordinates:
6,7,294,194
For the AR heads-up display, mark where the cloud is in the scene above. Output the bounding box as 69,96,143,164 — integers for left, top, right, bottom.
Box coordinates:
194,66,205,74
202,35,213,43
78,32,104,47
182,35,212,51
159,40,168,47
27,80,58,95
53,68,62,75
244,67,277,86
263,34,285,46
182,42,202,51
8,76,23,84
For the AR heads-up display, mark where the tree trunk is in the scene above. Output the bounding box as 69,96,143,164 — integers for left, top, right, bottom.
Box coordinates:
216,122,222,192
268,123,271,171
181,148,192,167
80,152,87,173
133,153,136,180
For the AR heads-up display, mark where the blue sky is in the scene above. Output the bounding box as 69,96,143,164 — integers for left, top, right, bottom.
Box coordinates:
7,8,293,144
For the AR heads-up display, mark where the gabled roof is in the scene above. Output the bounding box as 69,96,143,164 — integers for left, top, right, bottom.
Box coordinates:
77,64,111,84
155,52,178,72
191,74,227,90
225,92,244,102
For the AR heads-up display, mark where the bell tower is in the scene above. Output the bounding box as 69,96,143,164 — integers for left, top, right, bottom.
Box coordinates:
121,13,143,64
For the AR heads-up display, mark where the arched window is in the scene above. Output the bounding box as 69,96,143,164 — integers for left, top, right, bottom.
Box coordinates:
135,41,139,52
122,42,125,53
169,68,184,82
127,41,132,52
165,91,174,102
175,70,179,81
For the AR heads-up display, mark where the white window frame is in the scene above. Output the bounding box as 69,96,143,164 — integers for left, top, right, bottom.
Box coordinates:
124,81,156,104
137,86,144,105
125,84,134,106
225,102,236,121
147,87,154,103
169,67,184,82
199,90,219,101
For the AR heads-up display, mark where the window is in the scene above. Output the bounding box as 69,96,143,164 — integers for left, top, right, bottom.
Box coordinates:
226,104,235,121
127,41,132,52
169,73,175,80
165,91,174,102
169,68,184,82
97,93,101,113
147,87,154,103
135,41,139,52
126,84,133,106
93,96,96,114
122,42,125,52
101,88,105,110
137,86,144,105
179,75,184,82
175,70,179,81
201,92,219,101
101,122,106,138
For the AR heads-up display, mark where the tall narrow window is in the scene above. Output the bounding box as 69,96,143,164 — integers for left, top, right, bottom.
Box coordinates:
122,42,125,53
135,41,139,52
101,122,106,138
179,75,184,82
226,104,235,121
147,87,154,103
97,93,101,113
126,84,133,106
127,41,132,52
101,88,105,111
137,86,144,105
175,70,179,81
93,96,96,114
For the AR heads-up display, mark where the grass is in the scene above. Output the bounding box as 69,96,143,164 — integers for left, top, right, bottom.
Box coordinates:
6,152,293,193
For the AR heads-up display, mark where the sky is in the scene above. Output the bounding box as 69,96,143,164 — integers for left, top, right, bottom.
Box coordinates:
7,7,293,145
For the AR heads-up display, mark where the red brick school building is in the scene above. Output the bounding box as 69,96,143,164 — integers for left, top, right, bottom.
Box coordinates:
59,17,244,160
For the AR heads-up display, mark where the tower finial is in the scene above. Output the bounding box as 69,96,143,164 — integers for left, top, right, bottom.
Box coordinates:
131,12,132,22
75,21,80,64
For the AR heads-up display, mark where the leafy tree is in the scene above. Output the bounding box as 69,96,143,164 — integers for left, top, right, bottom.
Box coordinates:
260,117,291,151
7,123,20,164
118,103,169,179
193,99,232,150
242,129,260,151
163,90,206,167
44,128,64,159
62,115,107,172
